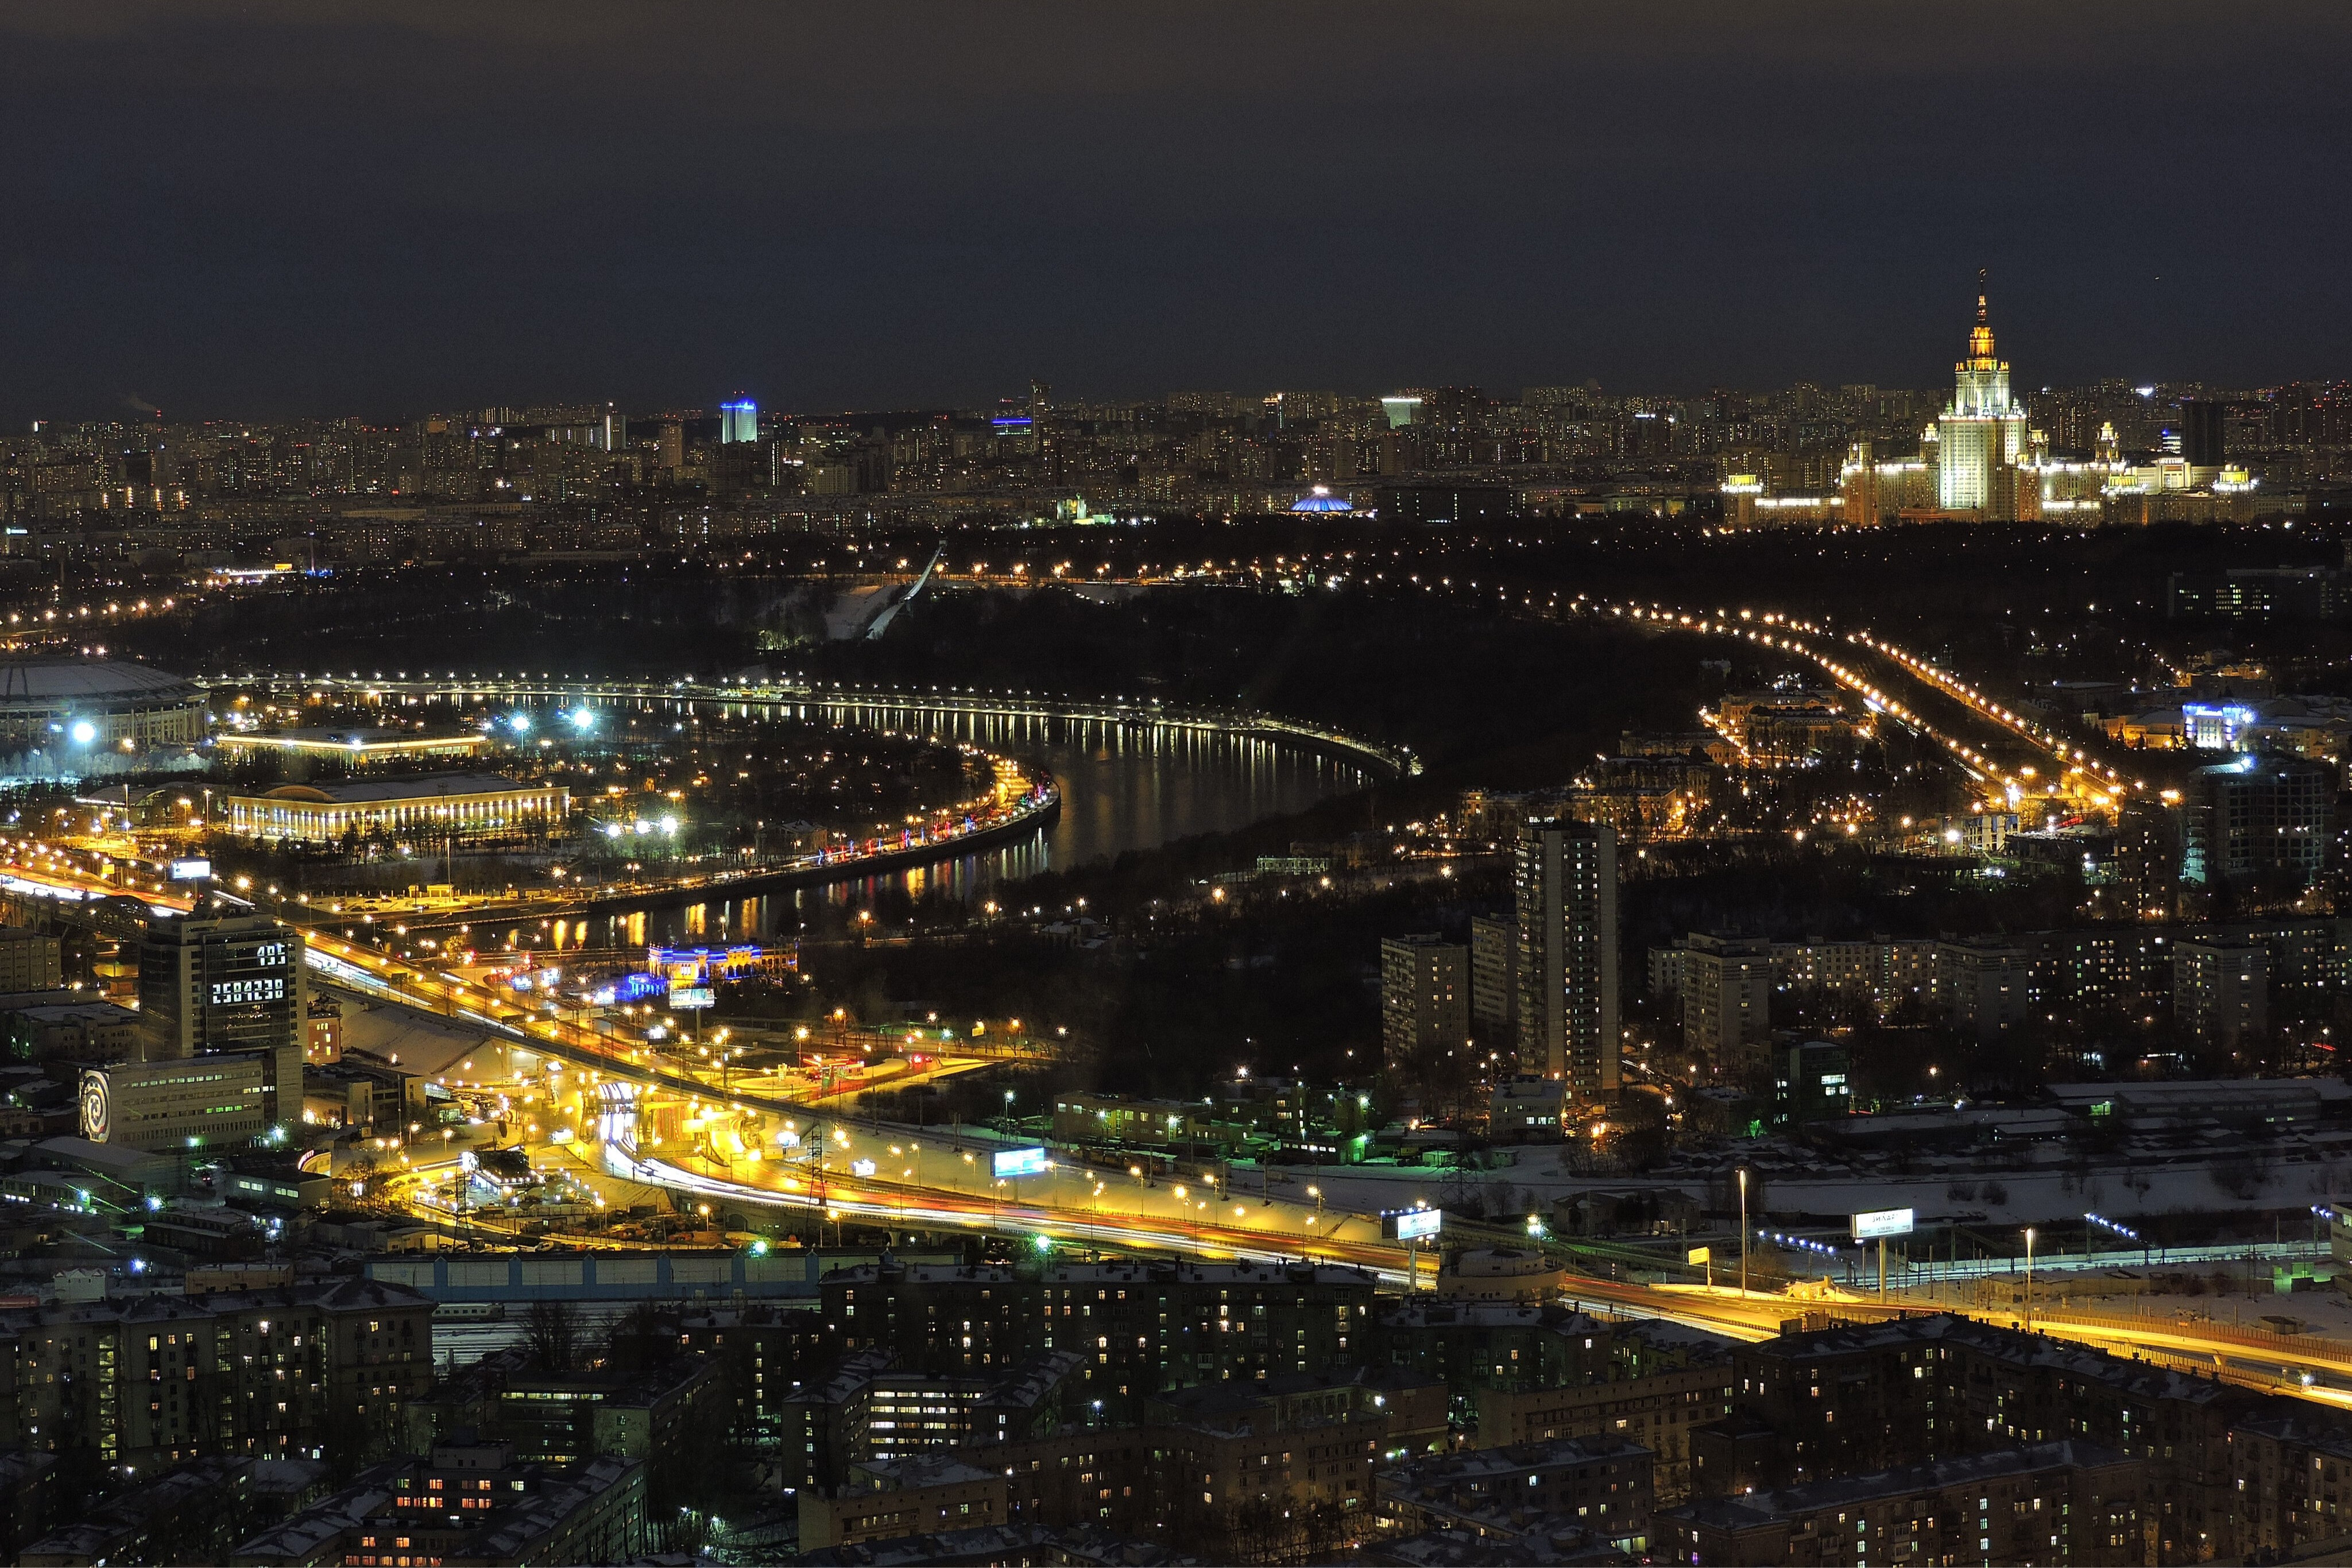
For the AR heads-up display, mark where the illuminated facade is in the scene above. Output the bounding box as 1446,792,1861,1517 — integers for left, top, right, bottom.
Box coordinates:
134,912,306,1085
215,727,491,762
2182,703,2257,750
1807,285,2264,526
1934,277,2030,516
79,1050,287,1151
1837,440,1933,525
221,772,569,843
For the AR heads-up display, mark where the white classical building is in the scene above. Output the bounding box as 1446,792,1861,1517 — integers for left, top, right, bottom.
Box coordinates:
1932,275,2030,514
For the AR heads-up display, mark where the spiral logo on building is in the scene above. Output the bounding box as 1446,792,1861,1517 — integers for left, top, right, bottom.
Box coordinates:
79,1070,110,1144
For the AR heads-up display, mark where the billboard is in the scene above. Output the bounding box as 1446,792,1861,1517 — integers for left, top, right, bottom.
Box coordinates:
992,1147,1050,1179
168,859,212,881
1852,1207,1915,1240
79,1070,110,1143
669,987,715,1010
1383,1208,1442,1241
1685,1245,1712,1265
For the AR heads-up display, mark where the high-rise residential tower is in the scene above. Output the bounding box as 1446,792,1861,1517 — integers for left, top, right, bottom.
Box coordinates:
1380,934,1468,1070
2181,756,2335,891
1513,819,1619,1099
1469,914,1519,1043
2172,939,2268,1046
1682,933,1772,1068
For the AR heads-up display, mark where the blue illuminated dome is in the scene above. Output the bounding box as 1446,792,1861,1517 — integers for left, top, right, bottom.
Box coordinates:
1290,486,1353,513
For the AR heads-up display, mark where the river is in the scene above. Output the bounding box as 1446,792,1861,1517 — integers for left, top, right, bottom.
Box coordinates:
578,707,1372,946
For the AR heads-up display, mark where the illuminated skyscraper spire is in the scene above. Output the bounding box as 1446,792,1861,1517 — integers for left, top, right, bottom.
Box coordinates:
1968,267,1996,362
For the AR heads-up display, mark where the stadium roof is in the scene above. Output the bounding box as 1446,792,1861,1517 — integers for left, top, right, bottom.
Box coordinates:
0,659,197,703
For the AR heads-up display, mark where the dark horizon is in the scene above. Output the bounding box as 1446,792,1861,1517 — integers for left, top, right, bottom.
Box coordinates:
9,338,2301,435
5,1,2350,425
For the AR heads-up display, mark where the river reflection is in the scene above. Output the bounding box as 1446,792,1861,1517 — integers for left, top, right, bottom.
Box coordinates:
577,707,1369,946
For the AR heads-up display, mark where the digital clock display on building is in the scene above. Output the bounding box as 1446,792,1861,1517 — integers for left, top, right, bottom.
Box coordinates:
211,976,287,1006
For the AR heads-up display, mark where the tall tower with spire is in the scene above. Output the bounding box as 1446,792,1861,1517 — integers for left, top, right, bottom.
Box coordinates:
1936,270,2029,514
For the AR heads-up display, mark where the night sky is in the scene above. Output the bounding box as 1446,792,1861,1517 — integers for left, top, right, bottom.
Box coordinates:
5,1,2348,422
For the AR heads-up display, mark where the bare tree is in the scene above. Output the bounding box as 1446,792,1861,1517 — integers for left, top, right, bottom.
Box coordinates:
523,1298,582,1372
602,1300,671,1376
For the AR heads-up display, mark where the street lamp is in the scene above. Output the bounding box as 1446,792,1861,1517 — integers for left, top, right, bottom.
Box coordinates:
2024,1227,2036,1334
1738,1169,1750,1296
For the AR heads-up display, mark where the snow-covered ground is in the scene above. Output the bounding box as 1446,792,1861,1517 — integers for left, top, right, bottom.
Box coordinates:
1893,1262,2352,1336
1249,1140,2352,1233
339,995,500,1077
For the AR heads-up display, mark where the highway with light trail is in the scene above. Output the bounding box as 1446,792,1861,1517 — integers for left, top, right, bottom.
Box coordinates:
37,818,2339,1408
2,623,2304,1406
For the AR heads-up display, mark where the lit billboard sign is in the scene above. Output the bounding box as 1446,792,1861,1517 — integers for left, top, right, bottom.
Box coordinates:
1383,1208,1442,1241
79,1070,110,1143
168,859,212,881
992,1147,1050,1179
1852,1207,1915,1240
669,987,715,1010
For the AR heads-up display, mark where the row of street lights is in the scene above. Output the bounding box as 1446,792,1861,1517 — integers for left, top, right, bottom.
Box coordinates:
1733,1167,2142,1331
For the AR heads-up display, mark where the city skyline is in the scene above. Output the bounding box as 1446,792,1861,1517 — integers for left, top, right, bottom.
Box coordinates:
11,304,2335,441
9,278,2350,433
7,7,2352,1564
3,281,2316,529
